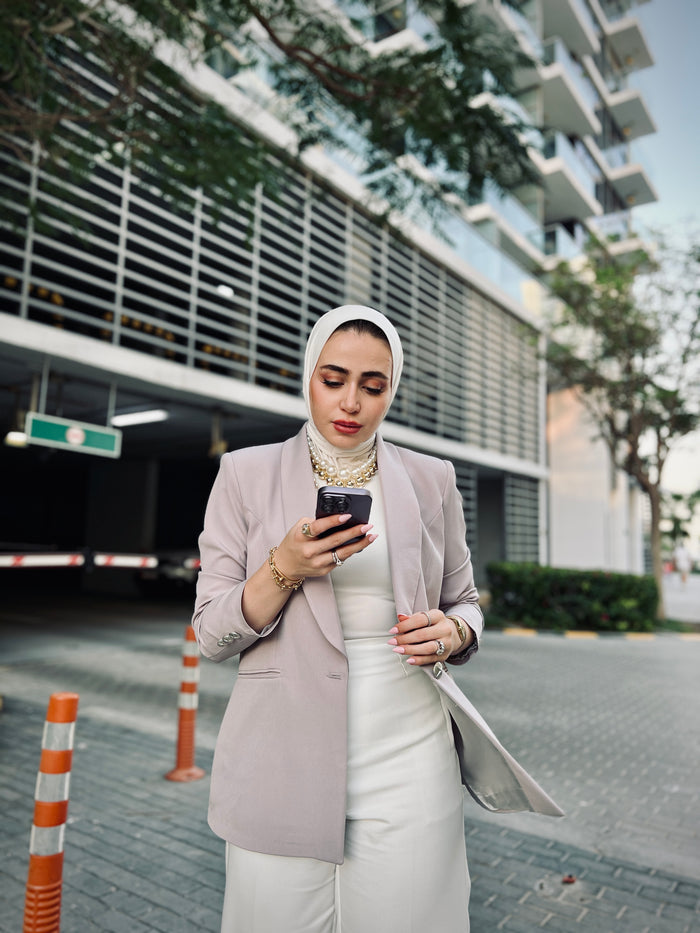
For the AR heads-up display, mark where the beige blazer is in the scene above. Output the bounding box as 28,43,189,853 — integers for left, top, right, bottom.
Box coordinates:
193,427,560,865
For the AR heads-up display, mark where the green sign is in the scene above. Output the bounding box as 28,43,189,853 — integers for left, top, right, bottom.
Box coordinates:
25,412,122,458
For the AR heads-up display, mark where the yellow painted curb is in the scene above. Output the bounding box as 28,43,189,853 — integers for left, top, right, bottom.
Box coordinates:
679,633,700,641
624,632,656,640
564,631,599,639
503,627,537,636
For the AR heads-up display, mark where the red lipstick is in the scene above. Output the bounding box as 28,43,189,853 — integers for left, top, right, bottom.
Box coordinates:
333,420,362,435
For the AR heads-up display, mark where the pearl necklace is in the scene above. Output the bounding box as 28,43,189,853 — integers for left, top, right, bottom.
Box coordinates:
306,431,378,487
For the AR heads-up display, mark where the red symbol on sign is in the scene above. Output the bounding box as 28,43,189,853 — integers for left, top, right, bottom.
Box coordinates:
65,426,86,446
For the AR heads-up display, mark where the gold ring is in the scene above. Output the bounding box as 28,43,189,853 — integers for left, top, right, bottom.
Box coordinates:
301,523,314,538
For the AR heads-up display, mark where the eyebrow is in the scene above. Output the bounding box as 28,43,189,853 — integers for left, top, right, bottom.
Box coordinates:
319,364,390,380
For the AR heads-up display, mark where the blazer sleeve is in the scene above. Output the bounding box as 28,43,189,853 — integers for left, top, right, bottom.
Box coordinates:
438,459,484,665
191,454,281,662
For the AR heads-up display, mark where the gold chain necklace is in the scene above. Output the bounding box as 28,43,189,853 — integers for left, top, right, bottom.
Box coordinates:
306,432,378,487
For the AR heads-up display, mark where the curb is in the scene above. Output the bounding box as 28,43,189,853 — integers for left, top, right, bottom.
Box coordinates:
499,627,700,640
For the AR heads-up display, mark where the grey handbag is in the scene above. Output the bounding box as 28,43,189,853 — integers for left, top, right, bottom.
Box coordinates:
426,662,564,817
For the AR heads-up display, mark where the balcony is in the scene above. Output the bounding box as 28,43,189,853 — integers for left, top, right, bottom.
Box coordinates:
466,182,544,269
542,222,584,263
540,38,601,137
600,0,651,23
533,131,602,223
587,210,647,256
541,0,599,58
604,16,654,73
600,138,657,207
607,159,656,207
605,86,655,140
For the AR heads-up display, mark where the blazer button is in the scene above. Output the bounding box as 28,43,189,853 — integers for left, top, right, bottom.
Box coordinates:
228,632,241,640
433,661,447,679
216,638,226,647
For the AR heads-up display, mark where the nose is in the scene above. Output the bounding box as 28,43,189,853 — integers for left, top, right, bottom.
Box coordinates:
341,383,360,413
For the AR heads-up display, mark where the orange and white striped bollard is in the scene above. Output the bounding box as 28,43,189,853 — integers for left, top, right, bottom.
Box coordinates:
23,691,79,933
165,626,205,782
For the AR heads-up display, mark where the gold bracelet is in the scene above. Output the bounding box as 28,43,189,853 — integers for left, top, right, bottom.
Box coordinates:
268,547,304,591
447,614,468,647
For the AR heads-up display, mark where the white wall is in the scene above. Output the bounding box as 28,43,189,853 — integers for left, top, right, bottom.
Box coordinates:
547,388,645,573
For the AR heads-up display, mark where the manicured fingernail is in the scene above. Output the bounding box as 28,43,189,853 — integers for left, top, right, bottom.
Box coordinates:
338,514,351,523
387,638,397,646
388,627,399,635
392,646,405,654
359,523,373,533
397,614,409,621
367,534,378,543
407,657,417,664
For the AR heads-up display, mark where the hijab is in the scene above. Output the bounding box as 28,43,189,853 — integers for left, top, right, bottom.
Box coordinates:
302,304,404,475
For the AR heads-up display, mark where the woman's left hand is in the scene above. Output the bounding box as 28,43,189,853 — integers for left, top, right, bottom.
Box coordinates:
388,611,465,666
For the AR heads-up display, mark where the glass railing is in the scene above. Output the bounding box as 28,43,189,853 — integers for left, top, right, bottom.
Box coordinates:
571,0,601,40
405,4,438,43
630,139,654,178
603,141,628,169
589,210,634,241
418,205,543,310
599,0,646,24
504,5,544,57
543,132,597,197
602,139,654,179
472,181,543,250
492,92,543,149
542,223,583,260
542,37,599,111
339,1,435,45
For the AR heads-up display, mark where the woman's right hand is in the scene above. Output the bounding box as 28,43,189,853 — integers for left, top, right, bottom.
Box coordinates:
273,514,377,581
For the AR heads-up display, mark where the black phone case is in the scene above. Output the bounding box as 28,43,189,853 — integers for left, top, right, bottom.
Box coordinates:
315,486,372,543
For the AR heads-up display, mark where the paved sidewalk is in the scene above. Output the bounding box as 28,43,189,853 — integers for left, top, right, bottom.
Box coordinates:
2,696,700,933
1,595,699,931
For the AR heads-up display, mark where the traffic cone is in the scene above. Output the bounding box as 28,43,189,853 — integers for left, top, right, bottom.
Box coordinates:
165,626,206,782
23,691,79,933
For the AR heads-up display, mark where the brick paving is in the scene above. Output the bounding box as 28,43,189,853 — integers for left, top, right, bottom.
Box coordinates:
1,595,699,932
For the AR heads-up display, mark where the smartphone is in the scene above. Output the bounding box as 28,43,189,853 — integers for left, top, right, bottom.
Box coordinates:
315,486,372,544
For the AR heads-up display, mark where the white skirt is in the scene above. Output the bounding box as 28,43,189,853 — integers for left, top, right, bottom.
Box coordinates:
221,636,470,933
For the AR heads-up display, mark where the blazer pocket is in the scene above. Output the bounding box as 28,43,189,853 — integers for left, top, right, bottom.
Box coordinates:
237,668,281,679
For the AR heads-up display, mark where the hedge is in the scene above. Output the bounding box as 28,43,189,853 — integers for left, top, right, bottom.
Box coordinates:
485,562,658,632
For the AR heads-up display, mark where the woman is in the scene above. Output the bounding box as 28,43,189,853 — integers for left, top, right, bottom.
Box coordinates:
192,305,484,932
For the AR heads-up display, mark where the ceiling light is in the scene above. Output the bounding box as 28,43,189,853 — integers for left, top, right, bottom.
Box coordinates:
110,409,169,427
4,430,28,448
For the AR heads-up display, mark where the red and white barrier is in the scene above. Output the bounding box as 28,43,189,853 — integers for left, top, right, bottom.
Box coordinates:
165,627,205,782
0,554,85,568
93,553,158,568
0,552,158,569
23,692,79,933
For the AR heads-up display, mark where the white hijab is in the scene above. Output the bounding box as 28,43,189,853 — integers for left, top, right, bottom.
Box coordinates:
302,304,404,469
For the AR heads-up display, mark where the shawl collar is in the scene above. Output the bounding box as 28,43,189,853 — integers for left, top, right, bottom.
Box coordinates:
377,434,427,616
278,428,428,654
280,428,346,657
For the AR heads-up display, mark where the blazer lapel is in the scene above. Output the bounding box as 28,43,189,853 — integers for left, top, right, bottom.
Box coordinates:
280,427,346,657
377,436,427,615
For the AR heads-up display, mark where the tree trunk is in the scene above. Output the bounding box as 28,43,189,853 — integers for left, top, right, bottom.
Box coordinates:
648,486,665,620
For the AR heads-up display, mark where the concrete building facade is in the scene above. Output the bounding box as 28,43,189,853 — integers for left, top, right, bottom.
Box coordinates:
0,0,656,586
